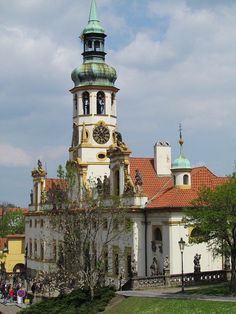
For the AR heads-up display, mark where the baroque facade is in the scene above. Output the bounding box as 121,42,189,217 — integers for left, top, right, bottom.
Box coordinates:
25,0,227,282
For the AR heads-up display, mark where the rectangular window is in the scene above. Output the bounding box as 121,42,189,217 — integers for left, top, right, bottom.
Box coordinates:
34,240,37,258
112,247,119,277
40,242,44,261
29,240,32,257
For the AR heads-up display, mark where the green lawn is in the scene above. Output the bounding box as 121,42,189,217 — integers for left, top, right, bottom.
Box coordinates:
186,283,231,296
104,297,236,314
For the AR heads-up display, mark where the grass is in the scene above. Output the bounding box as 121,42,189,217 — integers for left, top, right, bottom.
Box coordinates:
185,283,231,296
104,297,236,314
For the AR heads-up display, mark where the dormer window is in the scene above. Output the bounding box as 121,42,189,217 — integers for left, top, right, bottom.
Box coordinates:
183,174,189,185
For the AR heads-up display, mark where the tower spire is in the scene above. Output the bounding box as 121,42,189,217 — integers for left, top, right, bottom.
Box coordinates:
89,0,99,22
82,0,105,35
179,123,184,156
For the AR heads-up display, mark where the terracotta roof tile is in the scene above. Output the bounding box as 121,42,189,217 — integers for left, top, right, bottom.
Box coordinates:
45,178,67,191
0,207,28,216
130,158,228,209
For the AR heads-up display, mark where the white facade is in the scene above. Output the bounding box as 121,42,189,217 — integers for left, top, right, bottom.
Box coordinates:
25,0,224,285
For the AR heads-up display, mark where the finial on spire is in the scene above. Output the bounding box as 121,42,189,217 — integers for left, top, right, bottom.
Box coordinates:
179,123,184,154
89,0,99,22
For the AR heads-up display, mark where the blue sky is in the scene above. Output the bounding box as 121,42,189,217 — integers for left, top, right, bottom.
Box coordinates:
0,0,236,206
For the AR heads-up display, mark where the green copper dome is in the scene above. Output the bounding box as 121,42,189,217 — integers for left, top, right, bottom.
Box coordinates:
172,155,191,169
71,62,117,87
83,0,105,35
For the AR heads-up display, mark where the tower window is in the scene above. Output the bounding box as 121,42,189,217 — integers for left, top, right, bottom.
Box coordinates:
183,174,189,185
74,94,78,112
97,91,105,114
94,41,100,50
88,40,92,49
82,92,90,115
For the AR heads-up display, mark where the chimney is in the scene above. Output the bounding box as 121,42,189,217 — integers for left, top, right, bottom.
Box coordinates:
154,141,171,176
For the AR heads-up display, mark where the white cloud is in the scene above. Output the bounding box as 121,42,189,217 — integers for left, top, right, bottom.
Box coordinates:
0,144,32,167
36,146,68,161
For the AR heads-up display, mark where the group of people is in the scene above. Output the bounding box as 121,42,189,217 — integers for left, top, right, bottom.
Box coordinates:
0,281,27,304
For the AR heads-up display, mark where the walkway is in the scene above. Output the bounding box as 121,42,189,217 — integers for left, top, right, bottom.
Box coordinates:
117,286,236,303
0,303,19,314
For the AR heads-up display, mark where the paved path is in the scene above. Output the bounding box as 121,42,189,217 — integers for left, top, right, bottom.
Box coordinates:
0,303,20,314
117,286,236,303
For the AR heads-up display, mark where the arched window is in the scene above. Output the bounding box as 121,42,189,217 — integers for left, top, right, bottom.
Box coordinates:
189,227,203,243
88,40,92,49
82,92,90,115
183,174,189,185
74,94,77,112
154,227,162,241
111,93,115,114
94,40,100,51
97,91,105,114
114,170,120,195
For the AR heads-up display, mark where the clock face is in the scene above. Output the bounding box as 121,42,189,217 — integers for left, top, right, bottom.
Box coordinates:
93,126,110,144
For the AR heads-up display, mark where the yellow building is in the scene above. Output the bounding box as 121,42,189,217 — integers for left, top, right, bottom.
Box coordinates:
0,234,25,273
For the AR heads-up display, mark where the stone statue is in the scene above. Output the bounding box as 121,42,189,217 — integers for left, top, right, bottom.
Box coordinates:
97,94,105,114
194,253,201,274
83,98,90,115
41,190,47,204
124,175,135,195
150,257,158,276
96,178,103,195
163,256,169,270
113,131,128,151
103,175,110,196
38,159,43,171
135,169,143,193
72,123,79,147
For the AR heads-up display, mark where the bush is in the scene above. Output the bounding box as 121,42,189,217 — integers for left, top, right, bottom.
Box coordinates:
19,287,115,314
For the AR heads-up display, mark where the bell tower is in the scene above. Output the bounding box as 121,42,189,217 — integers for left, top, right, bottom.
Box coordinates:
70,0,119,183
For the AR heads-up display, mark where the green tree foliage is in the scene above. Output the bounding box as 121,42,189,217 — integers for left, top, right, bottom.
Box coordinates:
184,175,236,292
39,163,131,300
0,209,25,237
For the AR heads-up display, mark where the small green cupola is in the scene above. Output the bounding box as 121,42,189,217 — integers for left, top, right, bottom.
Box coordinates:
71,0,117,88
171,125,192,188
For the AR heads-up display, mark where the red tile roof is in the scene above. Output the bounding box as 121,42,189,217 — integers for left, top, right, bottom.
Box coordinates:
130,158,228,209
45,178,67,191
0,207,28,216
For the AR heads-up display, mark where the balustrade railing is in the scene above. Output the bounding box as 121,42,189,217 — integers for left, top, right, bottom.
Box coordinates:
129,270,228,290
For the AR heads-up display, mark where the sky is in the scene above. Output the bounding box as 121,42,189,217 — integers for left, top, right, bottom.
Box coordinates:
0,0,236,207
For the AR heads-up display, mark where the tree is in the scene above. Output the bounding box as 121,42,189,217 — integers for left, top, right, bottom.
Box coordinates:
184,175,236,292
38,163,131,300
0,209,25,237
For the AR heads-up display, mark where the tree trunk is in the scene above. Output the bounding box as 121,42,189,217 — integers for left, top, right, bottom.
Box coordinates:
230,249,236,293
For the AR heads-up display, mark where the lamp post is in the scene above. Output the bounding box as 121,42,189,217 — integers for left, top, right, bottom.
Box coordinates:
178,237,185,293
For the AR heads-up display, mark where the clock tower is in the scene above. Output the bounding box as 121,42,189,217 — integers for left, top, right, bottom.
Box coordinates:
70,0,119,185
